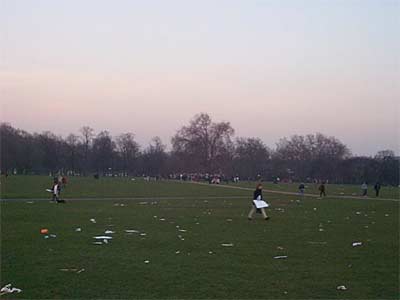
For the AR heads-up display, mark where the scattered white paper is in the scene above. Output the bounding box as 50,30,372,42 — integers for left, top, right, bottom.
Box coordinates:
178,229,187,232
75,228,82,232
93,242,103,245
221,243,234,247
0,284,22,295
104,230,115,234
93,236,113,239
274,256,288,259
337,285,347,291
140,233,147,236
77,268,85,274
144,260,150,264
125,230,139,233
352,242,362,247
90,218,96,223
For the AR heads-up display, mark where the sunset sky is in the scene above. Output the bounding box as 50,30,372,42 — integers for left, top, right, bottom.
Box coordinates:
1,0,398,155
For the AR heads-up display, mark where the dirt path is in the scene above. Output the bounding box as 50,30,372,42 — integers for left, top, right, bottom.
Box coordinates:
186,181,400,202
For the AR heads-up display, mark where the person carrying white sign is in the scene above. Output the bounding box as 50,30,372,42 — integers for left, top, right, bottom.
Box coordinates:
248,183,270,220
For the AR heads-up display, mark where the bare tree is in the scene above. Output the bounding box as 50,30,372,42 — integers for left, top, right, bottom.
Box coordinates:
79,126,94,174
115,133,140,175
171,113,234,173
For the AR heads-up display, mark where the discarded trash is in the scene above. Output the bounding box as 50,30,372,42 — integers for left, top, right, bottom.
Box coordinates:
93,236,113,239
40,228,49,234
356,212,361,215
352,242,362,247
77,268,85,274
385,214,389,217
319,228,324,232
140,233,147,236
139,202,148,205
277,246,284,250
60,268,78,272
93,242,103,245
159,218,166,221
50,234,57,238
104,230,115,234
0,284,22,295
144,260,150,264
313,208,317,211
221,243,234,247
125,230,139,233
103,239,108,244
178,229,187,232
75,228,82,232
337,285,347,291
274,256,288,259
113,203,126,207
90,219,96,223
175,251,180,254
209,251,213,254
44,235,49,239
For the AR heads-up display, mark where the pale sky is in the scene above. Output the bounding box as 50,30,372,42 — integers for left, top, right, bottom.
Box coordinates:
1,0,399,155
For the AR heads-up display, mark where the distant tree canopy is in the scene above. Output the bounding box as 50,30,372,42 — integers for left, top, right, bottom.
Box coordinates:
1,114,399,185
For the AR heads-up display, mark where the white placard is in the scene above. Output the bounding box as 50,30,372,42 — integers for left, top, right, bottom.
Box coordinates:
253,200,269,208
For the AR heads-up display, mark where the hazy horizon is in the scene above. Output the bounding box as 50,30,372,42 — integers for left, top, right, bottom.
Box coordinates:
1,0,399,156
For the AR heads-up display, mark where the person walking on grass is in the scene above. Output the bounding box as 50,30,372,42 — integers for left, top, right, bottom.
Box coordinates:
248,183,270,220
298,183,305,196
51,179,65,203
374,182,381,197
361,182,368,196
318,182,326,198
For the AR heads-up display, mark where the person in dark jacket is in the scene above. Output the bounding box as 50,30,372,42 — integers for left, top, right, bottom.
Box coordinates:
318,182,326,198
374,182,381,197
248,183,269,220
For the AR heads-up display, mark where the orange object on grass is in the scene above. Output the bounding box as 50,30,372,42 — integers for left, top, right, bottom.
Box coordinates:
40,228,49,234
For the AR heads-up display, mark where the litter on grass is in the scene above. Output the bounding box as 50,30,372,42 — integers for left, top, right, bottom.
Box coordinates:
337,285,347,291
125,230,139,233
221,243,234,247
75,228,82,232
274,256,288,259
144,260,150,264
352,242,362,247
77,268,85,274
93,236,113,239
104,230,115,234
90,218,96,223
178,229,187,232
140,233,147,236
0,284,22,295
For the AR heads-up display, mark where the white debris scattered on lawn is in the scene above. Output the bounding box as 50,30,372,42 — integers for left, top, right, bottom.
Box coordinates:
175,251,180,254
113,203,126,207
50,234,57,238
337,285,347,291
104,230,115,234
140,233,147,236
178,229,187,232
221,243,234,247
277,246,284,250
178,235,185,241
144,260,150,264
0,284,22,295
319,228,324,232
159,218,166,221
93,242,103,245
125,230,139,233
385,214,389,217
90,218,96,223
139,202,148,205
77,268,85,274
209,251,213,254
93,236,113,240
356,212,361,215
352,242,362,247
103,239,109,244
274,255,288,259
313,208,317,211
75,228,82,232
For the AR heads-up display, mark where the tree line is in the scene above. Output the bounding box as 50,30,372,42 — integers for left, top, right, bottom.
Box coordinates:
1,113,398,185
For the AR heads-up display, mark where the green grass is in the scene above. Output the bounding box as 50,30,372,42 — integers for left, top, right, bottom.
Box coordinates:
1,176,399,299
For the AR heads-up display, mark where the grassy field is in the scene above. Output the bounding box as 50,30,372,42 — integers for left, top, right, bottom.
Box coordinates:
1,176,399,299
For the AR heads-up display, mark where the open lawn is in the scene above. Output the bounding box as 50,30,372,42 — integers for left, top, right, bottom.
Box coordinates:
1,176,399,299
